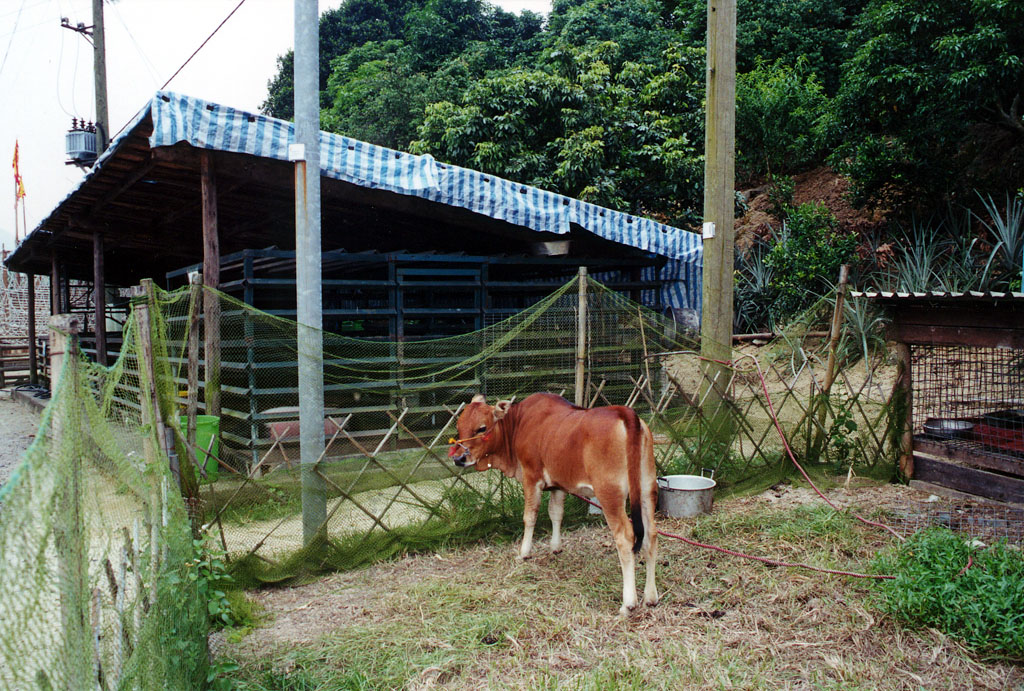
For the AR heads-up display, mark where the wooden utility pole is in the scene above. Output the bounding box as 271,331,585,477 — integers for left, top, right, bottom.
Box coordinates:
699,0,737,413
92,0,109,152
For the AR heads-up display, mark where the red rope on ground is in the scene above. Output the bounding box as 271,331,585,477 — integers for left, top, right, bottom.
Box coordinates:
656,527,895,580
572,494,894,580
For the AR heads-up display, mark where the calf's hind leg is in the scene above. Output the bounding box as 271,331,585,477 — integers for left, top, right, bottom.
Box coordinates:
595,487,637,615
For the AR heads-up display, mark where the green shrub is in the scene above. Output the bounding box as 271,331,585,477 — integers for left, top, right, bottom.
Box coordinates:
873,527,1024,659
763,202,858,322
187,536,238,629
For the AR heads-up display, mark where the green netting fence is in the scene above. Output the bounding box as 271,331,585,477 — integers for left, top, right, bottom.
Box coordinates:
0,274,901,688
0,309,207,689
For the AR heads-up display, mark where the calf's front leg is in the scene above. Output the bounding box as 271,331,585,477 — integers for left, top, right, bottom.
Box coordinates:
518,480,542,560
547,489,565,553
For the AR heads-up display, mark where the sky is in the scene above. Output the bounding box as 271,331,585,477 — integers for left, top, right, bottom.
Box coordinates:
0,0,552,254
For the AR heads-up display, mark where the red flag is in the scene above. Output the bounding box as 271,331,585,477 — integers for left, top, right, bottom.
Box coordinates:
12,140,25,200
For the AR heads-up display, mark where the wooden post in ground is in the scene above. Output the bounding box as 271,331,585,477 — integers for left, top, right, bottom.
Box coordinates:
810,264,851,461
132,280,178,485
27,272,37,385
201,150,221,419
49,314,91,688
699,0,737,441
895,342,914,480
93,232,107,366
575,266,588,407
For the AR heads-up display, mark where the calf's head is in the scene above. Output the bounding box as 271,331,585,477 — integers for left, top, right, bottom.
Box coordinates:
448,394,511,468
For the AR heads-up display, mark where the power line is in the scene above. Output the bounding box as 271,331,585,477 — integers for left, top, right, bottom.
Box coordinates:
159,0,248,91
109,0,248,143
109,1,161,87
0,0,29,79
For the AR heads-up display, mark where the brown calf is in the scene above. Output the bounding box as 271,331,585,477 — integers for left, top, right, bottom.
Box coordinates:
449,393,659,615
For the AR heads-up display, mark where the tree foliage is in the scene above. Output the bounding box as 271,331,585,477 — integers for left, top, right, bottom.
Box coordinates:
831,0,1024,210
411,41,705,226
258,0,1024,328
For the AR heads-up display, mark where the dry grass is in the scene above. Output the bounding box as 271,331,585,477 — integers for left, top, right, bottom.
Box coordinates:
214,481,1022,690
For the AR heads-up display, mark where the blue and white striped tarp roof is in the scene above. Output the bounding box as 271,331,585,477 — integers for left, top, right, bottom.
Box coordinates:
103,91,703,312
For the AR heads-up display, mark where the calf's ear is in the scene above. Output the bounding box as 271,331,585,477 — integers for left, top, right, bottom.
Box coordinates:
471,394,486,404
493,399,512,420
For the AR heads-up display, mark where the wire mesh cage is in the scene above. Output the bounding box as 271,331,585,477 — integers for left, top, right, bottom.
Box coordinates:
911,345,1024,460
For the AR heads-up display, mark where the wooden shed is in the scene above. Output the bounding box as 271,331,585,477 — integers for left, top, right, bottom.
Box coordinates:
867,291,1024,506
3,91,702,363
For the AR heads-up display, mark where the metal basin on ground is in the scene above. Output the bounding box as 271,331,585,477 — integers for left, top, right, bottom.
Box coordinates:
657,473,716,518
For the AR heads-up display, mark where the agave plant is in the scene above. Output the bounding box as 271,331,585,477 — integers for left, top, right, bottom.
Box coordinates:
888,219,946,292
733,238,775,333
974,192,1024,289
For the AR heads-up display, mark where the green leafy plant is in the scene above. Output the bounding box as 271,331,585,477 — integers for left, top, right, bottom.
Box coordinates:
733,238,775,333
766,174,795,221
873,527,1024,658
975,192,1024,289
825,395,859,472
188,536,237,629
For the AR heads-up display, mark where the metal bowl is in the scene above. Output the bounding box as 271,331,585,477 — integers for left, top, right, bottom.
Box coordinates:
923,418,974,440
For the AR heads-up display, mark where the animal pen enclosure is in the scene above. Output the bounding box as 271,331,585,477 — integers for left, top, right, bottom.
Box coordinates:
139,278,900,587
868,291,1024,505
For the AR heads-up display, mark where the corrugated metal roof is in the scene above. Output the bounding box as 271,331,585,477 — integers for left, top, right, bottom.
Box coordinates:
852,290,1024,301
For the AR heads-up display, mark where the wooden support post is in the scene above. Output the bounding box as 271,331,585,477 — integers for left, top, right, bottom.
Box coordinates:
810,264,850,461
699,0,737,410
895,342,914,480
575,266,588,407
822,265,850,393
27,272,37,385
201,150,222,418
51,253,61,316
93,232,107,366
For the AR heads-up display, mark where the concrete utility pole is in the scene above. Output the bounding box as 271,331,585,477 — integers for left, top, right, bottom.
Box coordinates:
699,0,737,415
294,0,326,546
92,0,109,152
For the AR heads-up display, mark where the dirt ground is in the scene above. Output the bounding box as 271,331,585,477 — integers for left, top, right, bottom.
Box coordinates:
0,392,43,487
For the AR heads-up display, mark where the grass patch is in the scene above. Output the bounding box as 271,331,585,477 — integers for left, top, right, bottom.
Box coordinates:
208,450,460,526
227,481,597,588
872,527,1024,659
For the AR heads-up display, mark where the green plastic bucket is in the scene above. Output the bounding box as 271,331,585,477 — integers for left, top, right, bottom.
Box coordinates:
181,415,220,483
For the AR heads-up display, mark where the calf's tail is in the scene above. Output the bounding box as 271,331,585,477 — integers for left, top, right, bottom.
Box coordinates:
626,412,645,553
